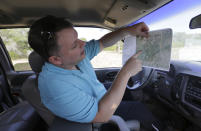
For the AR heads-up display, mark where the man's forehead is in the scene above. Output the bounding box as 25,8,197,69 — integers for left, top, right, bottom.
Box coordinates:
58,27,77,36
56,28,77,42
56,27,78,46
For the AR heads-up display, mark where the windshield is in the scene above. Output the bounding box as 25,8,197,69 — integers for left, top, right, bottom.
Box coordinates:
134,0,201,62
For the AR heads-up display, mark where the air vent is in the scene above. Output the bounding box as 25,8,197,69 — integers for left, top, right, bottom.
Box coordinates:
175,74,183,88
157,71,167,79
171,74,183,100
184,76,201,111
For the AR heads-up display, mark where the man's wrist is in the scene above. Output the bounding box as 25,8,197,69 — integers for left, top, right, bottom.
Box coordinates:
121,27,130,37
122,26,137,37
119,67,132,78
118,27,130,38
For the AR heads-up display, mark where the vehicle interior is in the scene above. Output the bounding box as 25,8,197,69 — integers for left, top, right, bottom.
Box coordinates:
0,0,201,131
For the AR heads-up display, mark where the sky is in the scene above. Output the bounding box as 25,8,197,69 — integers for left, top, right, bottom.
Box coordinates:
133,0,201,33
149,4,201,33
133,0,201,24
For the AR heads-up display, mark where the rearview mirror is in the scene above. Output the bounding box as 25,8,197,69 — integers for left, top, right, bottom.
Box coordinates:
189,14,201,29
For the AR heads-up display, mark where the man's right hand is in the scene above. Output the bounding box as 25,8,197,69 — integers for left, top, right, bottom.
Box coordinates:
93,51,142,123
122,51,142,77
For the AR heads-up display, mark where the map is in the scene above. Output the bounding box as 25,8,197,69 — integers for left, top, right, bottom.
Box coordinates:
122,28,172,71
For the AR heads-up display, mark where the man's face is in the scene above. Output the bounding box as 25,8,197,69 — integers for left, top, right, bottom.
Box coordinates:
55,27,86,68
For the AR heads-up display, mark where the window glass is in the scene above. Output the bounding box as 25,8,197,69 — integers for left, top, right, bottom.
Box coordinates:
0,28,32,71
75,27,123,68
149,5,201,62
0,27,123,71
133,0,201,62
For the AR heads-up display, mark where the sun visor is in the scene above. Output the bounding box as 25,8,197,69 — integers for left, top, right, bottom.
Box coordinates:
104,0,173,28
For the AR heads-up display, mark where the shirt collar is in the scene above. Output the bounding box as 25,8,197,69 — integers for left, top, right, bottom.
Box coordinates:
43,62,83,75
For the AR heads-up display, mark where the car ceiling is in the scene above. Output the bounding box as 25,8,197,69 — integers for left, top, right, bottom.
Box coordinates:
0,0,172,29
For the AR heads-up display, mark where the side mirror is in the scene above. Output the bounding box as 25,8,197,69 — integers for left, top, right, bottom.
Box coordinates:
189,14,201,29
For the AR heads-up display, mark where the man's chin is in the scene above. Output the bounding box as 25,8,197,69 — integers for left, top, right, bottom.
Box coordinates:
81,51,85,58
81,54,85,59
79,54,85,62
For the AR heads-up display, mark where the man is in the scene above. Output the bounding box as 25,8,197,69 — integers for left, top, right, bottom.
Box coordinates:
28,15,152,125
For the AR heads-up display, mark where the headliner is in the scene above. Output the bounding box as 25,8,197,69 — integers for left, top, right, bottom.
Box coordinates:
0,0,172,29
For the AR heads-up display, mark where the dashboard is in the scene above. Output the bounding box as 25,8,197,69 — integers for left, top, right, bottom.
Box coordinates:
150,60,201,127
95,60,201,126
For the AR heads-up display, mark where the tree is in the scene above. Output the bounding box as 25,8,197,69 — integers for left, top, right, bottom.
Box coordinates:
0,28,32,60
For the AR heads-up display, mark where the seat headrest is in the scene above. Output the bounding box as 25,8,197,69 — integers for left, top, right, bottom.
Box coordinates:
28,51,45,73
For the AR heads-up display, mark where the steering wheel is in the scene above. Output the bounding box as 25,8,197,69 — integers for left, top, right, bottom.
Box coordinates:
126,67,154,90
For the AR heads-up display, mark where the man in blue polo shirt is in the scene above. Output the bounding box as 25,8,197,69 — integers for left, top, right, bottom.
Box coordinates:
38,39,107,122
28,15,152,125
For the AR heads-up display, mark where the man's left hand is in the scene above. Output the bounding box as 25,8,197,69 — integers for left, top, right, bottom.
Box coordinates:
125,22,149,38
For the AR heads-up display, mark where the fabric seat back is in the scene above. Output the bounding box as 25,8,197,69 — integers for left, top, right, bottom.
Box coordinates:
21,51,54,126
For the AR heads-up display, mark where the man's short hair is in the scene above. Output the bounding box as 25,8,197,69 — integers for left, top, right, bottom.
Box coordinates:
28,15,73,62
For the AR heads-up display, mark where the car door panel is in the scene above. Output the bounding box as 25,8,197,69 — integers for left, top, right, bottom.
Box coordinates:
95,68,134,101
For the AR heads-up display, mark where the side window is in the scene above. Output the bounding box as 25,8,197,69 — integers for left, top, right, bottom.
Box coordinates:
91,40,123,68
76,27,123,68
0,27,123,71
0,28,32,71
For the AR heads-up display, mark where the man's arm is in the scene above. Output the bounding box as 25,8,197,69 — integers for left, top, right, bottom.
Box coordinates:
99,22,149,51
92,51,142,123
92,22,149,123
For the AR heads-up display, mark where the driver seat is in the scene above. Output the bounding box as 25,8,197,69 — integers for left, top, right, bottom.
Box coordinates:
22,51,140,131
21,51,54,126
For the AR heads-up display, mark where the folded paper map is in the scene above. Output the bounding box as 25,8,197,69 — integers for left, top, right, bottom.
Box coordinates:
122,28,172,71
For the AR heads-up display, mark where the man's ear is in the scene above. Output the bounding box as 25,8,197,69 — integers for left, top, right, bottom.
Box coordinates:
48,56,62,66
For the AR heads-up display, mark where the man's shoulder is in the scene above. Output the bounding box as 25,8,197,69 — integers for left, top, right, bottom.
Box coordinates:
40,63,75,76
84,39,100,60
39,69,74,82
38,71,76,95
38,64,75,87
86,39,98,44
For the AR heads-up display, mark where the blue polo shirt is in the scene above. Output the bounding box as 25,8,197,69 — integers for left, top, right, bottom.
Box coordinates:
38,40,107,123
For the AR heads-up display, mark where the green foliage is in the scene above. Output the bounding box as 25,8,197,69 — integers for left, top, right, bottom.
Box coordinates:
80,37,87,41
104,45,117,51
172,32,201,48
1,28,201,71
0,28,32,60
103,41,123,52
9,51,19,60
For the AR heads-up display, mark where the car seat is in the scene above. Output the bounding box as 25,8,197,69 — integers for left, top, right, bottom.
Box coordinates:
22,51,140,131
21,51,54,126
0,64,42,131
